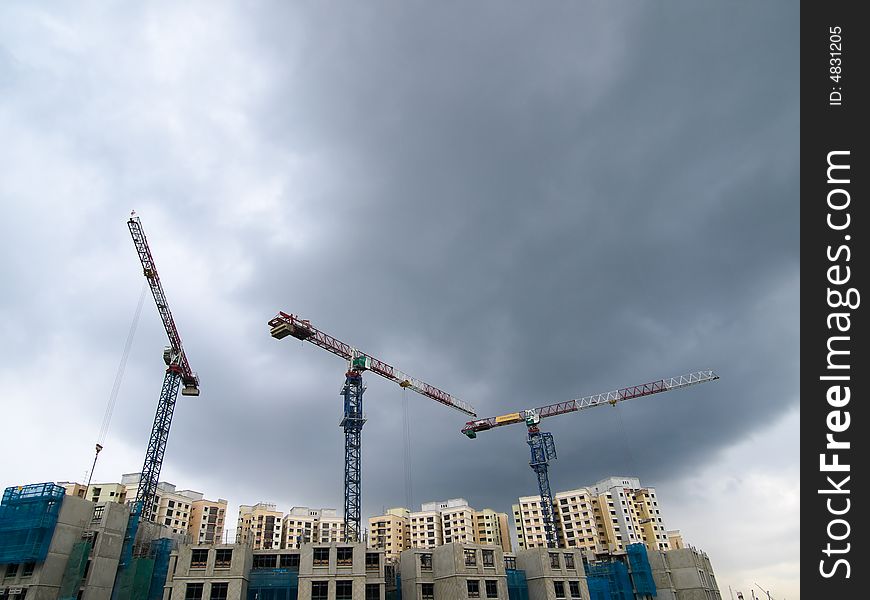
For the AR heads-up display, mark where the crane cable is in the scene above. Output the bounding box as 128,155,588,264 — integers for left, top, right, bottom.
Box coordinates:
86,281,148,484
612,403,640,477
402,388,413,510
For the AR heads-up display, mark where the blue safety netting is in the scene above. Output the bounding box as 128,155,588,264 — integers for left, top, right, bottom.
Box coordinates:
248,568,298,600
587,560,634,600
147,538,173,600
0,483,65,564
507,569,529,600
626,544,656,596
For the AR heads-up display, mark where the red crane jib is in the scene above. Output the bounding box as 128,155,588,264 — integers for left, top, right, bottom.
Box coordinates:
462,371,718,436
268,311,476,417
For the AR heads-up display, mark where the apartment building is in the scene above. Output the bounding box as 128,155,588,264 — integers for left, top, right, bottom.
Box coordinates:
408,510,442,549
59,482,128,505
189,498,228,545
368,508,410,561
372,500,511,557
237,503,283,550
120,473,205,537
514,476,672,553
667,530,685,550
590,477,670,551
474,509,512,554
317,510,347,544
62,475,225,541
427,499,475,545
282,507,346,549
512,495,549,550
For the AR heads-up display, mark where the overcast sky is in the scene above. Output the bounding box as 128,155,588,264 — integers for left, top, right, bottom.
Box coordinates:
0,2,798,598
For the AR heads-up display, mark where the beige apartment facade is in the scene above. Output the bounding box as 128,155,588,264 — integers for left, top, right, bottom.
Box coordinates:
120,473,208,538
514,476,673,553
189,498,229,545
371,500,511,558
368,508,410,561
237,502,283,550
408,510,442,549
61,474,226,541
281,507,346,549
474,509,512,554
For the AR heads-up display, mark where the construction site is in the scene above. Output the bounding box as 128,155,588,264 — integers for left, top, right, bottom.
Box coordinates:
0,217,724,600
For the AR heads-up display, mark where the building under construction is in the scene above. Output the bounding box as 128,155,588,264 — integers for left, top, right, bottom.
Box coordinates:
0,482,722,600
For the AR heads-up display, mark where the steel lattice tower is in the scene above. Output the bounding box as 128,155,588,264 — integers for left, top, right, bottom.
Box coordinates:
341,373,366,542
528,429,560,548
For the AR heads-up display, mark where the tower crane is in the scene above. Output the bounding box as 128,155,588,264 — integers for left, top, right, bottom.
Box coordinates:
461,370,719,548
115,214,200,579
268,311,476,542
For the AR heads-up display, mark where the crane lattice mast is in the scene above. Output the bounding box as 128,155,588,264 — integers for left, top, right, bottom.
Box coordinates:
462,370,719,548
114,214,200,593
268,311,475,542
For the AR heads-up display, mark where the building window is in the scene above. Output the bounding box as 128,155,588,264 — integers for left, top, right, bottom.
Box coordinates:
465,549,477,566
467,580,481,598
366,553,380,570
280,554,300,568
365,583,381,600
485,580,499,598
252,554,277,569
549,553,561,569
92,505,105,524
337,547,354,566
190,549,209,569
336,580,353,600
569,581,582,598
504,556,516,570
210,583,228,600
5,564,19,579
482,550,495,568
420,553,433,570
564,554,575,569
313,548,330,566
554,581,566,599
185,583,204,600
421,583,434,600
215,549,232,568
22,563,36,577
311,581,329,600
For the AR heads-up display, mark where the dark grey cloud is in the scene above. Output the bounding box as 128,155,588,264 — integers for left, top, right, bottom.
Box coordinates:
1,1,797,594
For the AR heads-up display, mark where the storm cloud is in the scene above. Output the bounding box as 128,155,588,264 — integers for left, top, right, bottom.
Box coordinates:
0,2,798,597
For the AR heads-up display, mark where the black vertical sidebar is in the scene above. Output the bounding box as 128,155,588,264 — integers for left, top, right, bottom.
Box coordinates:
802,1,868,596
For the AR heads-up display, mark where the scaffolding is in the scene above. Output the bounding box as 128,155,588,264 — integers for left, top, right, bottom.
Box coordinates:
0,483,65,564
